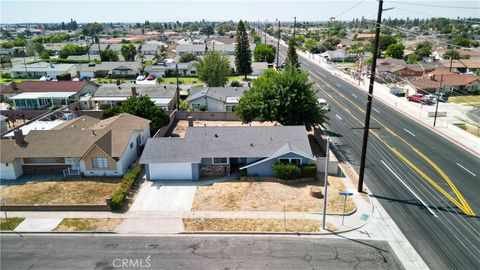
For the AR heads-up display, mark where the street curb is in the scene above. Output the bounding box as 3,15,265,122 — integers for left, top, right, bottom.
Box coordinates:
0,231,116,234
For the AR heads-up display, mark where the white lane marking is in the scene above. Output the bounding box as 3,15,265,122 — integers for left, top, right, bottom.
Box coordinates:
335,114,342,120
336,83,341,88
351,93,358,98
403,129,416,137
456,163,477,176
373,108,380,113
318,72,327,78
381,160,438,217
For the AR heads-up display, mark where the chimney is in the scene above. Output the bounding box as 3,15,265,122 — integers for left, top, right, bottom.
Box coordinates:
131,86,137,96
187,115,194,127
14,129,25,146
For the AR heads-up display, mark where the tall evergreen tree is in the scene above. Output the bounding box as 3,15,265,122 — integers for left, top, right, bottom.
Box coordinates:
235,20,252,80
285,38,300,69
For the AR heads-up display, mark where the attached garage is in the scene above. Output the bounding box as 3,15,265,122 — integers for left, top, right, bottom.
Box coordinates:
147,163,194,180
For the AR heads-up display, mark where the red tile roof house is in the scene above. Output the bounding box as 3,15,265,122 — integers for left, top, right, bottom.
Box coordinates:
405,71,480,95
0,113,150,180
0,81,97,110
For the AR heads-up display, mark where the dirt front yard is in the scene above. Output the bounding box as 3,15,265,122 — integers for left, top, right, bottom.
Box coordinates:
0,179,122,205
169,120,278,138
183,218,330,232
192,177,355,214
54,218,123,232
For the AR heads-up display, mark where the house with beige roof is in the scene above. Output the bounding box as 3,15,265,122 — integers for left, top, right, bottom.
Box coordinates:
0,113,150,180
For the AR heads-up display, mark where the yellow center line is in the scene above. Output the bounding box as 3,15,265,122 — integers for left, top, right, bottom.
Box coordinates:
309,72,474,216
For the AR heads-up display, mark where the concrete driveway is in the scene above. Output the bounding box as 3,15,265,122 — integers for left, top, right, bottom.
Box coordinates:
129,181,197,212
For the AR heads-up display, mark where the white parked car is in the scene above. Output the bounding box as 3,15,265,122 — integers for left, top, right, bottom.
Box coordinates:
317,98,331,111
136,75,145,81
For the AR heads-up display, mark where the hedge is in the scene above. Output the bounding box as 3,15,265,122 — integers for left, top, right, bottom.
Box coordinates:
109,166,142,210
273,162,301,180
302,164,317,178
56,73,71,81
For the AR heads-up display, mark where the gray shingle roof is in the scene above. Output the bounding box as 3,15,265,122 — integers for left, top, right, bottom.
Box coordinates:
139,125,313,164
186,87,248,103
95,83,178,98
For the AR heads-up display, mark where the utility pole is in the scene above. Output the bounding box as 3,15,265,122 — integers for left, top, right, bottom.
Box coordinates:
176,63,180,109
322,137,330,230
433,74,444,127
276,19,281,69
358,52,364,85
449,46,455,72
293,16,296,41
264,20,267,44
358,0,384,193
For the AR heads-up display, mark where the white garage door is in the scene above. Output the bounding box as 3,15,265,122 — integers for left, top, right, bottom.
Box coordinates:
148,163,192,180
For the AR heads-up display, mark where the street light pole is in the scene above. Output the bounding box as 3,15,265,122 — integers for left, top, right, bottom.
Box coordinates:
276,19,281,69
433,74,444,127
322,137,330,230
357,0,384,193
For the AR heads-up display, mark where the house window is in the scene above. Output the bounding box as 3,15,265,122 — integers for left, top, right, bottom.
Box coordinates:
213,157,228,164
92,157,109,169
278,158,301,166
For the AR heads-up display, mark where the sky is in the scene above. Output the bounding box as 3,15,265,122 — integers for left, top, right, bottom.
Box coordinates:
0,0,479,24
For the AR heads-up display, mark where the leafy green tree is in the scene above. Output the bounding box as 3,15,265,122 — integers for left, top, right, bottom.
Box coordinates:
102,95,169,134
303,38,318,53
285,39,300,69
200,25,214,36
0,42,14,49
452,36,471,47
253,34,261,43
100,49,119,61
406,54,419,64
188,23,199,32
82,22,103,36
179,53,198,63
385,44,405,59
415,41,432,59
40,51,50,60
236,67,327,131
121,44,136,61
13,38,27,47
443,49,460,60
374,35,397,51
59,44,88,58
253,43,276,63
194,51,231,87
235,20,252,79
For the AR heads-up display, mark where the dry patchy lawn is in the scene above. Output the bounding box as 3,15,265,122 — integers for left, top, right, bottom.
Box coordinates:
183,218,332,232
192,177,355,214
0,218,25,231
54,218,123,232
0,179,122,205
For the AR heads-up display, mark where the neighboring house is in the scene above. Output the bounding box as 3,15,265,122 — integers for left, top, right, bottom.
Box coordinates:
91,83,178,110
139,43,161,56
186,87,248,112
10,62,78,79
78,62,142,79
251,62,272,76
66,54,101,62
405,72,480,95
89,43,140,59
140,125,315,181
0,81,97,109
320,50,358,63
441,59,480,74
176,42,255,57
43,44,63,56
144,62,197,78
0,113,151,180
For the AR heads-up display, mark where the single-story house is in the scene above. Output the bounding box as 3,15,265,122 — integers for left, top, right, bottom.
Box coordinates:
320,50,358,62
440,59,480,74
66,54,101,62
176,42,255,57
10,62,78,79
405,72,480,95
91,83,178,111
139,43,161,56
186,86,248,112
251,62,272,76
140,125,315,180
145,62,197,78
0,113,151,180
0,81,97,109
89,44,140,55
78,62,142,79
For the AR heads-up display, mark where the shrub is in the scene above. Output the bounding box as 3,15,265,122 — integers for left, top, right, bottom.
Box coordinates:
156,77,163,83
1,73,11,79
230,80,241,87
109,166,142,210
49,105,62,111
302,164,317,178
194,83,204,87
56,73,71,81
272,162,301,180
199,104,206,111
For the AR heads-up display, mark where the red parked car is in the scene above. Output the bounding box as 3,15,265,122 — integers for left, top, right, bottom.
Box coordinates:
407,94,432,105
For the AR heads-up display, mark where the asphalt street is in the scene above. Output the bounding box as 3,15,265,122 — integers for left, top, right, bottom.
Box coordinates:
0,235,403,270
268,35,480,270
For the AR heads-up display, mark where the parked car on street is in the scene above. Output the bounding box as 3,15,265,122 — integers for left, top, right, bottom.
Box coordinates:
146,74,156,81
407,94,433,105
136,75,145,81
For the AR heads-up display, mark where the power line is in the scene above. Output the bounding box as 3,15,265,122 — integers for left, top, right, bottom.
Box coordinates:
392,7,480,24
388,1,480,10
333,0,366,20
